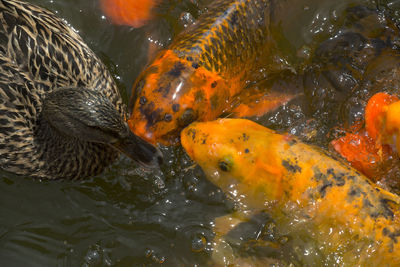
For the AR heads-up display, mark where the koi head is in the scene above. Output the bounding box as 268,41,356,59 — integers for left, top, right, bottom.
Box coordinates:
129,50,230,145
181,119,279,192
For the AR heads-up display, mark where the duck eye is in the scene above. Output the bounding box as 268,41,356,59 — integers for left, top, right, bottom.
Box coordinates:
218,161,230,172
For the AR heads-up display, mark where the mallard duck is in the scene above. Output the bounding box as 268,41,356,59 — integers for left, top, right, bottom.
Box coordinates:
0,0,163,179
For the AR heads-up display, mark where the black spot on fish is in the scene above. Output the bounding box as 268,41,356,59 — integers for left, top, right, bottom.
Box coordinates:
379,198,395,219
139,101,163,128
187,128,196,141
327,169,346,186
282,160,301,173
319,181,333,198
186,56,193,61
312,167,325,182
168,62,185,77
139,96,147,105
172,103,180,112
363,198,373,208
192,62,199,69
383,227,390,236
156,83,171,98
348,186,361,197
242,133,249,141
382,227,400,244
389,231,400,244
244,148,249,153
211,81,217,88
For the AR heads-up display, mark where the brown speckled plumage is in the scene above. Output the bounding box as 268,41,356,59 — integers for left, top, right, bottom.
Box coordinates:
0,0,125,179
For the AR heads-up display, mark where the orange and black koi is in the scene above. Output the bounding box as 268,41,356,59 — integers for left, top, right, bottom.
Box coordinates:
128,0,297,145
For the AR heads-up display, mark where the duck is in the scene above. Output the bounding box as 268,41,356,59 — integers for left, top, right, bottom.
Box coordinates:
0,0,163,180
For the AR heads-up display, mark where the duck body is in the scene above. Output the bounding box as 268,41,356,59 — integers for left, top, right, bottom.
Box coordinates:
0,0,162,179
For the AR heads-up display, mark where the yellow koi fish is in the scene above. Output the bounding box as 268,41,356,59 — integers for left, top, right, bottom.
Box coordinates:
181,118,400,266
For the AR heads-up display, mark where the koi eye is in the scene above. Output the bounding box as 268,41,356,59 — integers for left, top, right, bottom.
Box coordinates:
218,160,231,172
164,113,172,122
178,108,197,127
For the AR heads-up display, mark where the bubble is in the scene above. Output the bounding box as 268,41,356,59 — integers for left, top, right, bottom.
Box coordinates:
180,12,195,28
84,245,102,266
145,248,153,258
191,233,207,252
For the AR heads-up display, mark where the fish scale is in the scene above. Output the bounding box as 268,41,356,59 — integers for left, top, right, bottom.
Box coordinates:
171,0,269,75
181,118,400,265
129,0,297,145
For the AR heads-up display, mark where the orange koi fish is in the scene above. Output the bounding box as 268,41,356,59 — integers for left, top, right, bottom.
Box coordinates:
100,0,159,28
128,0,298,145
331,92,400,179
182,118,400,266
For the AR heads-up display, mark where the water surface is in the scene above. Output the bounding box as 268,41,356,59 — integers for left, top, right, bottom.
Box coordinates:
1,0,400,266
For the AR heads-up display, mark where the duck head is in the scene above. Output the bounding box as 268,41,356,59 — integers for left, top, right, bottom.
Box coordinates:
42,87,163,167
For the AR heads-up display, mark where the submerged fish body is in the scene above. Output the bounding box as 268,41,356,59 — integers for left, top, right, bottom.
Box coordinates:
100,0,158,28
181,119,400,265
128,0,296,145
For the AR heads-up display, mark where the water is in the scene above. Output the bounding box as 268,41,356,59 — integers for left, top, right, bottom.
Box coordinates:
1,0,400,266
0,1,226,266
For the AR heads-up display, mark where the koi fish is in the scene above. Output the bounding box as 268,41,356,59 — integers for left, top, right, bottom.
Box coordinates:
99,0,159,28
331,92,400,180
366,92,400,152
181,118,400,265
128,0,299,145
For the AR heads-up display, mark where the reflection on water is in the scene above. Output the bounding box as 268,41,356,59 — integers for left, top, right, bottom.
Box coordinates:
0,146,229,266
1,0,400,266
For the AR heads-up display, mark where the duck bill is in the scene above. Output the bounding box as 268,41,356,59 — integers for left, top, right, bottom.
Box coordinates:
112,130,163,167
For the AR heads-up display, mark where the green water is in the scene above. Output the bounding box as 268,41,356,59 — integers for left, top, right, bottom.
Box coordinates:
1,0,400,266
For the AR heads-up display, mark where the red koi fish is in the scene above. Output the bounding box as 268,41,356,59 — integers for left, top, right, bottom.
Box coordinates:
99,0,159,28
331,92,400,179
